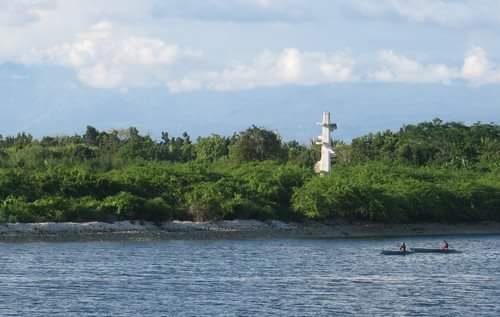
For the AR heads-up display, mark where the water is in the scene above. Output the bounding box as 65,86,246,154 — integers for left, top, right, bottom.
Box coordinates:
1,236,499,316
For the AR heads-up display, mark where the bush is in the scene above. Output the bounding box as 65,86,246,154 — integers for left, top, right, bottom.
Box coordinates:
292,163,500,223
100,192,145,220
186,182,233,221
142,197,174,223
0,196,35,223
63,196,101,222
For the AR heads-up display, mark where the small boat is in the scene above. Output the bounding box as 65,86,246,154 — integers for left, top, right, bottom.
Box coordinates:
411,248,461,254
381,250,414,255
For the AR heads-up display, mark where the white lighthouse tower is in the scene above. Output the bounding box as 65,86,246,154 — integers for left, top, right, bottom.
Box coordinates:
315,112,337,174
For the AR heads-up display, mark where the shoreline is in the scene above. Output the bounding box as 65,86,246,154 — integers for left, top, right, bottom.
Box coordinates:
1,220,500,242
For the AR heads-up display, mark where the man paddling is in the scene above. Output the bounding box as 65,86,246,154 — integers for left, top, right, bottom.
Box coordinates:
400,242,407,252
441,240,449,250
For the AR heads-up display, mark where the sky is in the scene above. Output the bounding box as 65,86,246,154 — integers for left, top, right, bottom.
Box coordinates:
1,0,499,142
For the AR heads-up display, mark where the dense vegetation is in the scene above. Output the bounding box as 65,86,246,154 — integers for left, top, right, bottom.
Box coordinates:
0,119,498,223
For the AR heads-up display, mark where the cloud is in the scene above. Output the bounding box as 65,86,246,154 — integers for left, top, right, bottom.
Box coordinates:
369,50,458,83
368,47,500,85
7,7,499,93
167,48,355,93
23,21,200,88
462,47,500,83
276,48,302,81
77,64,123,89
462,47,488,80
152,0,311,23
0,0,57,26
169,46,500,93
347,0,500,28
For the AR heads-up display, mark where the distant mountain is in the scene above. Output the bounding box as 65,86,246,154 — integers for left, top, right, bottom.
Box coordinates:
1,63,499,142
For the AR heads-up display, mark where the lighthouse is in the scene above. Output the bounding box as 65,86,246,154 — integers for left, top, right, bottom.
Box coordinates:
315,112,337,174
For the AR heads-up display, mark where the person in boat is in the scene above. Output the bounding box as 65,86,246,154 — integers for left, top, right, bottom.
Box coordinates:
441,240,449,250
400,242,407,252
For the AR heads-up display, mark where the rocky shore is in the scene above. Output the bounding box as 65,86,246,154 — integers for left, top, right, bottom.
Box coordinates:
1,220,500,242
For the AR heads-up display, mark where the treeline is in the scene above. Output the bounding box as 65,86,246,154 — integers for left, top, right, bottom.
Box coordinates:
0,125,318,168
350,118,499,167
0,119,499,223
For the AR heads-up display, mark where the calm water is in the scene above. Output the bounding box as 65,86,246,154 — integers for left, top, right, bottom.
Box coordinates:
0,236,499,316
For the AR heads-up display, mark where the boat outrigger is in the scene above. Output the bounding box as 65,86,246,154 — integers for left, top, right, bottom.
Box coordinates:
411,248,461,254
380,250,414,255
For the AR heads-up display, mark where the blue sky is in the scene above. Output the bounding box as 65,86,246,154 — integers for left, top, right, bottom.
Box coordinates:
1,0,499,141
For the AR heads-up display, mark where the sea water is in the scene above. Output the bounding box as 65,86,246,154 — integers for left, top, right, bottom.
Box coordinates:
1,235,499,316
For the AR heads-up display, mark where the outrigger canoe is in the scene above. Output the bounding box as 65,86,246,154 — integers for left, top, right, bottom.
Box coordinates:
380,250,414,255
411,248,461,254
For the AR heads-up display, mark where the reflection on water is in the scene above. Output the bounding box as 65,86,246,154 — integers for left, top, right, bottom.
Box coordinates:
0,236,499,316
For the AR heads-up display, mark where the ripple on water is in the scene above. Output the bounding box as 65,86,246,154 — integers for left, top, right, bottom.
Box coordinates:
0,236,499,316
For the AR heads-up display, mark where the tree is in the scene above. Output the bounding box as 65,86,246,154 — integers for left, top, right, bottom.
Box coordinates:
229,126,286,162
12,132,33,149
84,126,99,146
160,131,170,145
195,134,228,162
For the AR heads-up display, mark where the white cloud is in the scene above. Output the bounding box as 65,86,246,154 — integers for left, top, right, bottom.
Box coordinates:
152,0,311,23
78,64,124,89
348,0,500,28
462,47,488,80
461,47,500,84
369,47,500,85
319,61,353,82
168,46,500,93
0,0,57,26
166,78,203,93
369,50,458,83
167,48,355,93
276,48,302,81
3,2,498,92
23,21,199,88
0,1,161,63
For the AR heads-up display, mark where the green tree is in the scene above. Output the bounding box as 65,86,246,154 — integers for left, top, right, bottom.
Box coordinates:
229,126,286,162
84,126,99,146
195,134,228,162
